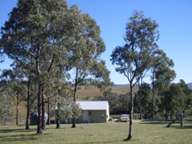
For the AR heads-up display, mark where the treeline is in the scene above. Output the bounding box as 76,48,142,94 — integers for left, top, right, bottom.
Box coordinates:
0,0,110,134
97,80,192,124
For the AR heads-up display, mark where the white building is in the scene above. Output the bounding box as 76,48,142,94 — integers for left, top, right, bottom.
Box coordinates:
76,101,110,123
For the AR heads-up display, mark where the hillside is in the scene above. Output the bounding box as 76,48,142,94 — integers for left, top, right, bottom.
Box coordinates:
188,83,192,90
77,82,192,100
77,85,129,100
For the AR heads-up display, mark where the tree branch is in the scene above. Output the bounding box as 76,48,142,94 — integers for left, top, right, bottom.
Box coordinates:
47,55,55,73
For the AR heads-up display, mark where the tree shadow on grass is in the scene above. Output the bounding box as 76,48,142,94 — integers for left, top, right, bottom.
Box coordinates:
68,140,124,144
0,133,38,142
0,128,34,133
170,125,192,129
140,121,168,125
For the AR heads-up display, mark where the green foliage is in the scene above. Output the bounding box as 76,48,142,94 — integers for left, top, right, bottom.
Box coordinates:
0,81,14,125
1,0,69,84
111,11,159,84
161,84,184,116
95,92,129,114
56,98,81,120
71,103,81,119
159,80,192,121
178,80,192,111
152,49,176,92
135,83,153,118
67,5,109,86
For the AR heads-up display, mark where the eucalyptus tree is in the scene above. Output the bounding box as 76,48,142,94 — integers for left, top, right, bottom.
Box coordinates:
66,6,109,128
150,49,175,120
25,75,36,130
176,80,192,127
111,12,159,140
47,66,71,129
151,49,176,119
0,72,15,125
134,83,152,119
165,83,185,127
0,83,13,125
1,0,70,134
0,68,27,126
179,79,192,104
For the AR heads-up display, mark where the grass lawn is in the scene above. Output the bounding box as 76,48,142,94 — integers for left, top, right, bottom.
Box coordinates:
0,121,192,144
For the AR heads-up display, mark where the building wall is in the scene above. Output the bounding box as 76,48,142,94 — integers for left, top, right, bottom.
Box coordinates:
78,110,108,123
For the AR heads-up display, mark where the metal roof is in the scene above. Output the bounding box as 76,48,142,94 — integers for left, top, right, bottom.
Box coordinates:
76,101,109,110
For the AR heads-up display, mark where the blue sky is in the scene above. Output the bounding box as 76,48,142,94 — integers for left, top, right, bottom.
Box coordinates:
0,0,192,84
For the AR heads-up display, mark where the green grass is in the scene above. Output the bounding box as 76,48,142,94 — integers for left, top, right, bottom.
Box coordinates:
0,122,192,144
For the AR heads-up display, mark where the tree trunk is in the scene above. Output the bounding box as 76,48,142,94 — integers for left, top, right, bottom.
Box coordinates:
139,78,142,120
72,117,76,128
47,97,50,125
151,70,155,120
41,87,45,130
56,118,60,129
37,82,43,134
165,111,168,121
125,84,133,141
139,107,142,120
56,103,60,129
139,109,141,120
180,111,184,128
16,94,19,126
25,79,31,130
35,46,43,134
167,113,175,128
72,68,78,128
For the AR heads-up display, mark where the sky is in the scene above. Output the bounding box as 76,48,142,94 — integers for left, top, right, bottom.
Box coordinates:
0,0,192,84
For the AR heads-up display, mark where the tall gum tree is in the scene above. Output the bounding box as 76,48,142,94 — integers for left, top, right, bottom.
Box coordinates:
151,49,176,120
0,0,69,134
111,11,159,141
66,5,109,128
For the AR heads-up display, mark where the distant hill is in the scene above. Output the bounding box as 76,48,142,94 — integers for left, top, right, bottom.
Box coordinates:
112,84,129,88
77,82,192,100
77,84,129,100
188,83,192,90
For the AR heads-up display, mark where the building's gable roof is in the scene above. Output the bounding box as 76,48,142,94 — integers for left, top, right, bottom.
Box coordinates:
76,101,109,110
